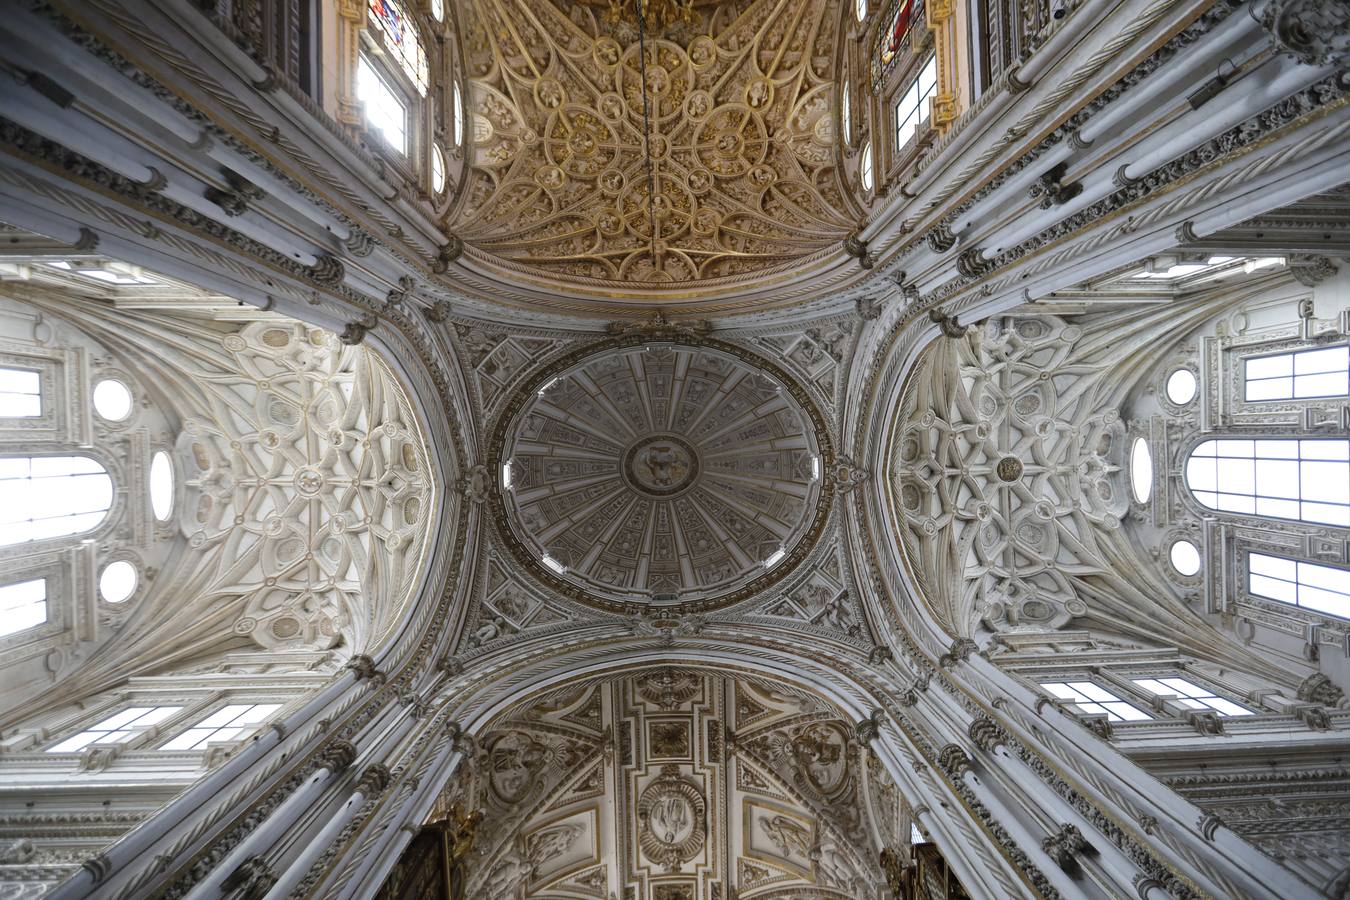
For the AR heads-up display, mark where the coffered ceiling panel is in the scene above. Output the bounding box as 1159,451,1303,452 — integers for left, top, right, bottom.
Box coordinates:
437,668,908,898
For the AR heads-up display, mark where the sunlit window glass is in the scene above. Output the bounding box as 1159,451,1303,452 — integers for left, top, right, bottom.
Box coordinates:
0,579,47,637
841,81,851,142
1186,439,1349,526
895,55,937,147
359,55,408,154
48,706,181,753
1041,681,1151,722
0,368,41,418
1245,345,1349,401
1132,678,1253,716
0,456,112,547
161,704,283,750
1249,553,1350,620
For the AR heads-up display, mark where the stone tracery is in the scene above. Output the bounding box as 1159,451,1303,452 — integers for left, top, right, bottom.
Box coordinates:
454,0,857,293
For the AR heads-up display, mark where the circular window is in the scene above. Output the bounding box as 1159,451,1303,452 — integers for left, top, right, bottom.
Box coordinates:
1166,369,1197,405
93,379,133,421
150,451,174,520
1130,437,1153,503
99,560,138,603
860,141,874,192
1169,540,1201,576
431,142,446,194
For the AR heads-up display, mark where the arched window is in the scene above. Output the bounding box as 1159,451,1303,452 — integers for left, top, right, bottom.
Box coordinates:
1186,439,1349,527
0,456,112,546
860,141,874,192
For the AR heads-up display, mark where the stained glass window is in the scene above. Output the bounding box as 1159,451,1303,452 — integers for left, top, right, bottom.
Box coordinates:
367,0,428,95
878,0,924,82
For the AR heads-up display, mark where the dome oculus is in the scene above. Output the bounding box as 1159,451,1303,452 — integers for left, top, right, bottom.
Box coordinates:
491,339,830,612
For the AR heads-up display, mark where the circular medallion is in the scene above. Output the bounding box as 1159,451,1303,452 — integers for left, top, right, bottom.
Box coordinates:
996,456,1024,482
637,767,707,867
490,338,830,612
623,434,700,497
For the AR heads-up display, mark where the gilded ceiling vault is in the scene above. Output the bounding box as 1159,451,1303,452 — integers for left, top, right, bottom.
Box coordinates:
454,0,856,296
435,668,905,898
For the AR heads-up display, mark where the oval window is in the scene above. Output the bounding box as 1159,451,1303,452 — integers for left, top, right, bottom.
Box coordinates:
150,451,174,520
1169,540,1201,576
1166,369,1197,405
93,379,132,421
860,141,874,192
99,560,138,603
1130,437,1153,503
431,142,446,194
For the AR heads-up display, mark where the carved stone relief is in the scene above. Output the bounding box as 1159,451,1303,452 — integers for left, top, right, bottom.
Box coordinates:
455,0,858,292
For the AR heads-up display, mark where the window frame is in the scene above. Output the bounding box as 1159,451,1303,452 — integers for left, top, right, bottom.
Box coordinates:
46,704,186,754
1247,551,1350,622
0,453,117,549
357,51,410,156
1131,676,1255,717
893,54,937,154
1039,680,1152,723
1184,437,1350,528
159,702,284,751
1242,343,1350,403
0,366,42,419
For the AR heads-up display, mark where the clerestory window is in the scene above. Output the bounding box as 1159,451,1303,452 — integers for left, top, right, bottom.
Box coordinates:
1041,681,1151,722
0,368,41,418
47,706,182,753
1249,553,1350,620
895,55,937,148
0,456,112,547
1186,439,1349,527
0,578,47,638
359,54,408,154
1244,345,1349,402
1132,677,1253,717
160,703,283,750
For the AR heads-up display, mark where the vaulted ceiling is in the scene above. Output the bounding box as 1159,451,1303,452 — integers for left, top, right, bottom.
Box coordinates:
453,0,858,302
438,668,906,899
